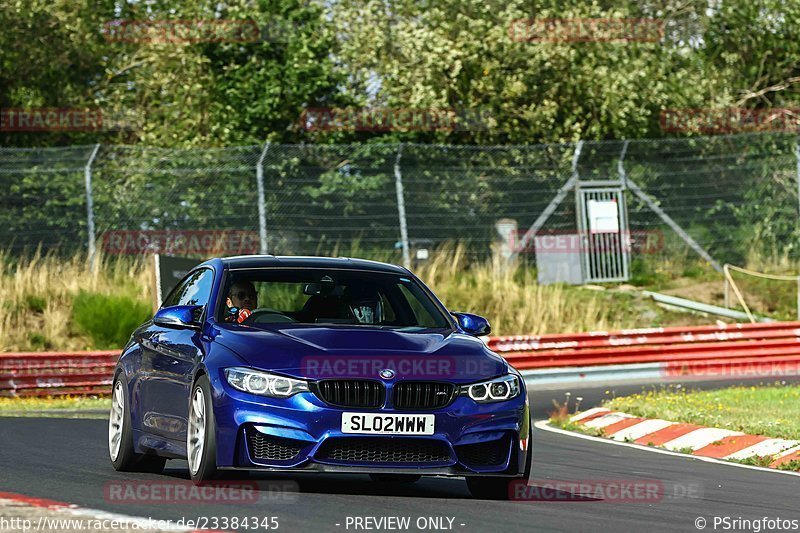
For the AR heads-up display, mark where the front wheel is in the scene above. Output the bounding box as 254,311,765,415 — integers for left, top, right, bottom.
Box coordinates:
187,375,219,484
108,376,166,473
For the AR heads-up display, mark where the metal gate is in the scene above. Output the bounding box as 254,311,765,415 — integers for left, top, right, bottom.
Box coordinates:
576,186,631,283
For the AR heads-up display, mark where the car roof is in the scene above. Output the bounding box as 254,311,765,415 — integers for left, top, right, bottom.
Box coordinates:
210,255,408,274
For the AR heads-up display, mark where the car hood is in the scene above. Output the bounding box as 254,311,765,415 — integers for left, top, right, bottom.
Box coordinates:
213,324,509,383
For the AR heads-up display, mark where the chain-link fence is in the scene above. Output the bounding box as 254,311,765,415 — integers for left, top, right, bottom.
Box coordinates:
1,132,799,278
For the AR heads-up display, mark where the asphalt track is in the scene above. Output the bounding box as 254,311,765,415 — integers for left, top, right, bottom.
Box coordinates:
2,377,799,533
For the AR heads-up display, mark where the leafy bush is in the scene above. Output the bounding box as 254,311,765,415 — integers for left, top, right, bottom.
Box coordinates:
27,332,51,350
72,291,152,349
25,294,46,313
628,257,670,287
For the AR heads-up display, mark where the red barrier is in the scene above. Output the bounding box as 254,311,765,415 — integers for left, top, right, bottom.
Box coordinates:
503,338,800,369
491,321,800,377
3,320,800,397
0,351,117,397
487,321,800,352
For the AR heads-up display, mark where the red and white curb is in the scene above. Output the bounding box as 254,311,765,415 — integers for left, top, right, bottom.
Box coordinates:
0,491,220,532
569,408,800,469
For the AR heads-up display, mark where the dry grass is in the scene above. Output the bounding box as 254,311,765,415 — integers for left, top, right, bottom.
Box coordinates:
414,244,624,335
0,244,656,351
0,251,153,351
0,395,110,419
0,395,110,411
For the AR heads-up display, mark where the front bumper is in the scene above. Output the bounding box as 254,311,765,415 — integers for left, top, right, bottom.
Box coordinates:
210,371,530,477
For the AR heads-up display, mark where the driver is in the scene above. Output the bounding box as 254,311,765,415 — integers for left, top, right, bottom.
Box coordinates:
343,285,383,325
225,281,258,323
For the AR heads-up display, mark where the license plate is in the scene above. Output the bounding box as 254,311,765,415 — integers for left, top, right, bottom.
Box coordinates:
341,413,435,435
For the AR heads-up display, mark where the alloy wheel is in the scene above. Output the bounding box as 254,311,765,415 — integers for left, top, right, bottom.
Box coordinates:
187,387,206,475
108,381,125,461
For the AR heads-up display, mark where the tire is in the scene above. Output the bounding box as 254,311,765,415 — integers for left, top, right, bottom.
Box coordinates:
521,414,533,481
369,474,421,484
188,374,219,484
466,412,533,500
108,375,166,473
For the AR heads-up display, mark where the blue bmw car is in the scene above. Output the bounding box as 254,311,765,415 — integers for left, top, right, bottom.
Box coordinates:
108,255,531,499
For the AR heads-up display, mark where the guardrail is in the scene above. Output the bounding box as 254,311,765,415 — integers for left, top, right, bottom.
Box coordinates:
489,321,800,382
3,321,800,396
0,351,117,397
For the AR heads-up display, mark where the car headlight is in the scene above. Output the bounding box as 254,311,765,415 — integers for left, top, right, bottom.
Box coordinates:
460,375,521,403
225,367,309,398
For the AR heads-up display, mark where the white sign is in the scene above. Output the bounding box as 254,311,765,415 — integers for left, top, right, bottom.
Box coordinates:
587,200,620,232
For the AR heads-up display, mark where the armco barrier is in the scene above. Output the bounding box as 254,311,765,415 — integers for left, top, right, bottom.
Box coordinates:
0,351,117,397
3,321,800,397
489,321,800,381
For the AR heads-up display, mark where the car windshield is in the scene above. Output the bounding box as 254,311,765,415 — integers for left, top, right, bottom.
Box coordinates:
217,268,452,331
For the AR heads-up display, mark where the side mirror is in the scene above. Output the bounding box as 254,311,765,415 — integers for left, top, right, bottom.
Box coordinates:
452,312,491,337
154,305,204,329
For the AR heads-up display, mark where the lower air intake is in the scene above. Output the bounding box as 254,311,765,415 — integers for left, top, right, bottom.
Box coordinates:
316,437,451,464
456,435,512,467
247,431,305,462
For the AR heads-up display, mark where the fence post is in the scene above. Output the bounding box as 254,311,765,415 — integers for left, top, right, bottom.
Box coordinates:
617,140,629,187
616,140,631,280
394,144,411,269
796,139,800,221
256,142,271,255
792,124,800,321
84,144,101,270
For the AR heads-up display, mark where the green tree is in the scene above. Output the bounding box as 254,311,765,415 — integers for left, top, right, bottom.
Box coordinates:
99,0,349,146
0,0,114,146
326,0,725,144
